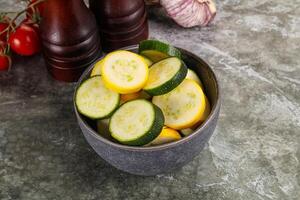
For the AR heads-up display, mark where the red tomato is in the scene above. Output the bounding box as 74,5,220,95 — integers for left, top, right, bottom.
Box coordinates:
0,41,12,71
9,24,41,56
21,18,40,33
0,54,11,71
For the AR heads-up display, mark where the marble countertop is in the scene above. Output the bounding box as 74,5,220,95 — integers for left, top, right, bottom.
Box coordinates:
0,0,299,199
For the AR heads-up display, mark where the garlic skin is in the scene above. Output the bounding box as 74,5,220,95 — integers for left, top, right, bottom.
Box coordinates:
160,0,217,28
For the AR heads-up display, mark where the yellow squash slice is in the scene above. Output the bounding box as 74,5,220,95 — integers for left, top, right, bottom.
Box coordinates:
101,50,149,94
152,79,206,130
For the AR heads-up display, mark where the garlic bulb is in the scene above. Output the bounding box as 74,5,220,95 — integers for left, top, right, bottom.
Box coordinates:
160,0,217,28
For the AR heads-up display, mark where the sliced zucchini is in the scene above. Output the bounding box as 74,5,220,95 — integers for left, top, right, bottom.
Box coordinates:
186,69,203,89
180,97,210,136
139,40,182,62
90,59,104,77
140,50,169,63
141,55,153,67
152,79,206,130
101,50,149,94
75,76,120,119
180,96,211,136
143,57,187,96
110,99,164,146
150,127,181,146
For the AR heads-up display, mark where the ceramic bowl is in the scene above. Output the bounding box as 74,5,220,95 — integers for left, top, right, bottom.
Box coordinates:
74,45,221,176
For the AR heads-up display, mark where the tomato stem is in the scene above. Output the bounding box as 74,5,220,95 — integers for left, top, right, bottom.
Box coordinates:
4,44,10,55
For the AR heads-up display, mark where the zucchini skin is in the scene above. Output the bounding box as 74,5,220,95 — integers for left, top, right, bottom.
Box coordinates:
124,104,165,146
110,100,165,146
75,76,120,120
139,40,182,60
144,58,188,96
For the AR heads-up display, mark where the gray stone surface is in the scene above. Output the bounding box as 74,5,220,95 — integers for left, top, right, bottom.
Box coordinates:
0,0,299,199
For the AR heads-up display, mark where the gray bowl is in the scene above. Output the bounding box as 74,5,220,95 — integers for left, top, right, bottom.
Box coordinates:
74,45,221,176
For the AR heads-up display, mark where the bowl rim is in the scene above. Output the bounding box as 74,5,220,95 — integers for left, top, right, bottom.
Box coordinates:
74,45,220,151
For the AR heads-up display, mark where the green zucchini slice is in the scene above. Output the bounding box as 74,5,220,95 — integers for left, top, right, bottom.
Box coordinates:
75,76,120,119
109,99,164,146
139,40,182,62
143,57,187,96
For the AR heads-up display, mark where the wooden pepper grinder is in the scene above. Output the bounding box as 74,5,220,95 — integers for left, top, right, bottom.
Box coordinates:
89,0,149,52
40,0,102,82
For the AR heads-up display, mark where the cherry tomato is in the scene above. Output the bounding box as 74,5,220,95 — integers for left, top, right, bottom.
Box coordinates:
9,24,41,56
0,55,11,71
0,54,11,71
0,40,12,71
21,18,40,33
